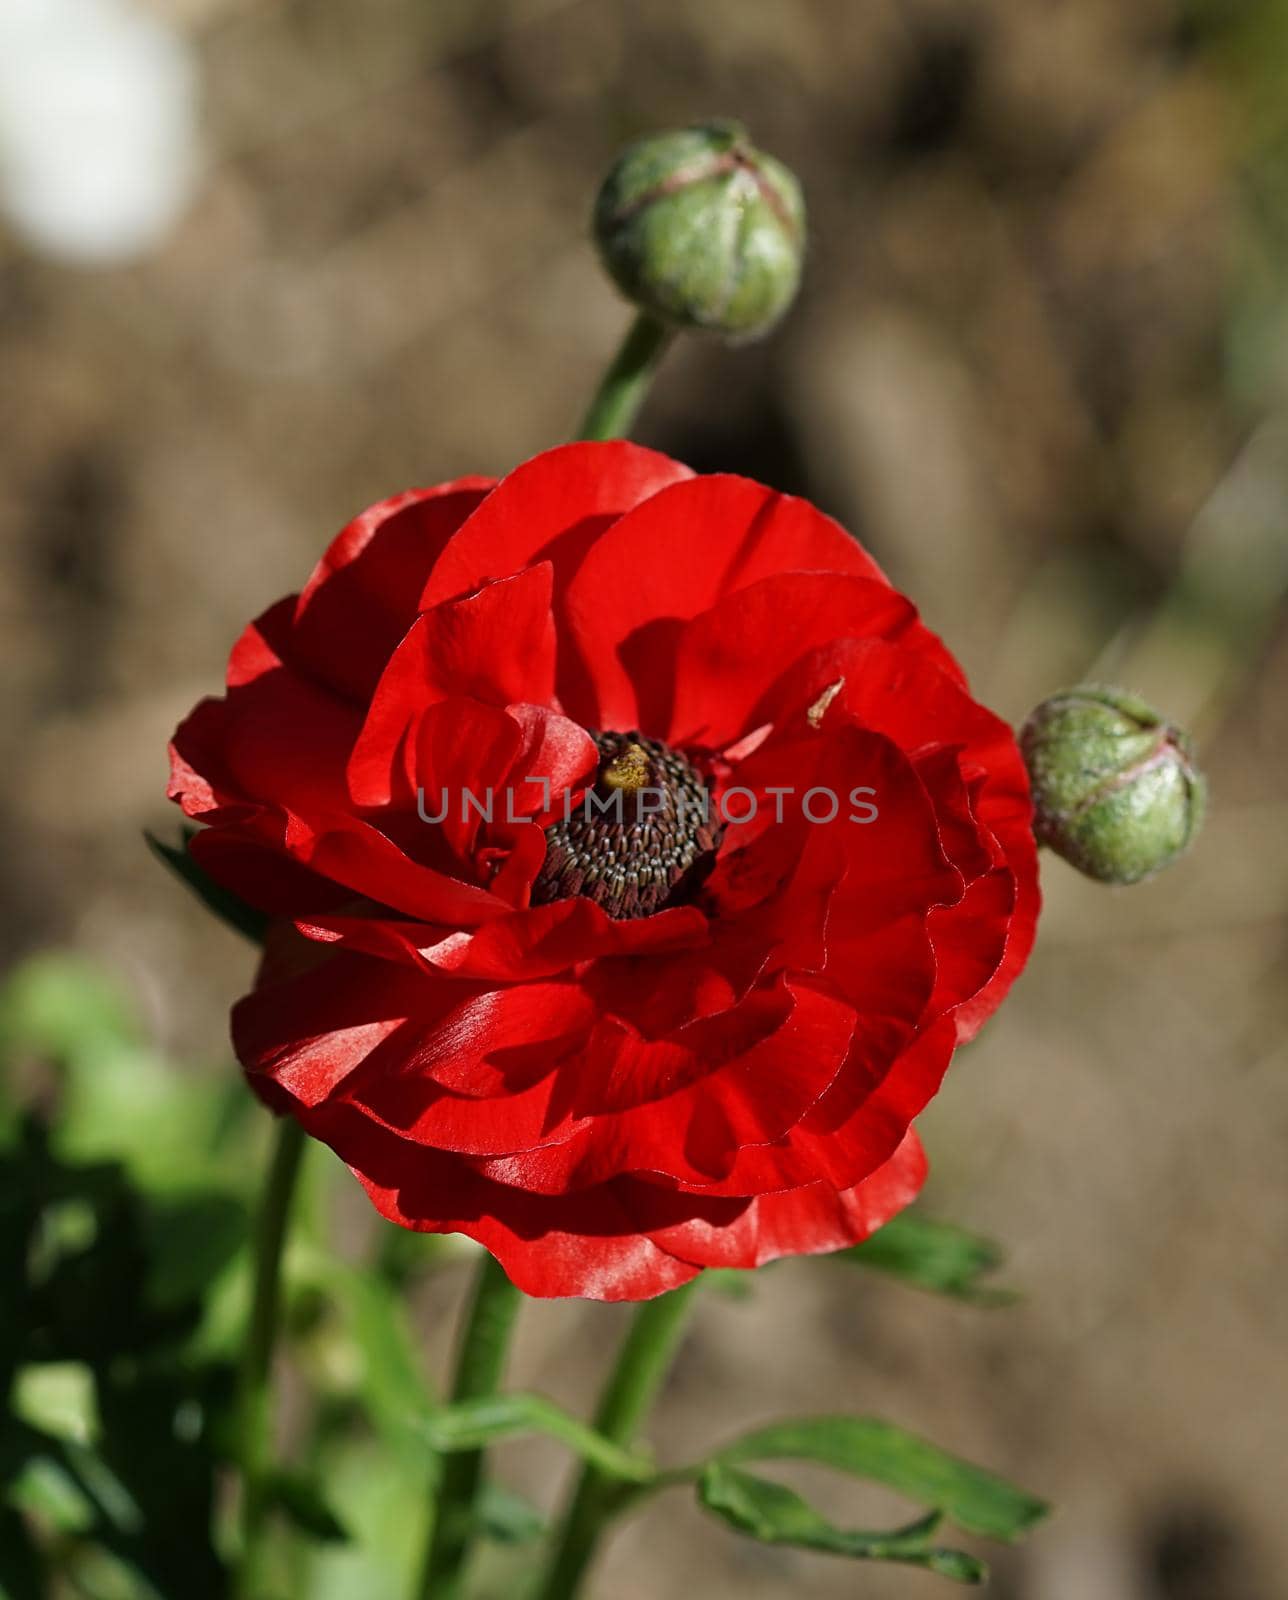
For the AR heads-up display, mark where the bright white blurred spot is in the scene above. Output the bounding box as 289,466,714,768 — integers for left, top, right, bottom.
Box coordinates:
0,0,200,264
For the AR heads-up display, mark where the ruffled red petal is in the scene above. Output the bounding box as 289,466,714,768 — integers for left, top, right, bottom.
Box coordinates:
561,473,888,730
170,444,1040,1299
421,441,692,607
293,481,494,702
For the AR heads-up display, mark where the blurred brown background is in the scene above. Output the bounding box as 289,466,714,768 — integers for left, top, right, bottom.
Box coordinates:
2,0,1286,1595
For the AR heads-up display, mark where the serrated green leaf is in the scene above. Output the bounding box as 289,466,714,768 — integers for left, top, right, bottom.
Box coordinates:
711,1417,1047,1541
421,1393,653,1484
837,1212,1017,1305
698,1463,986,1582
264,1469,349,1543
145,829,268,945
477,1482,546,1545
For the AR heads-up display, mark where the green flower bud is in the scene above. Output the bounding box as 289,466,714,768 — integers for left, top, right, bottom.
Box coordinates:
1020,686,1206,885
593,120,806,341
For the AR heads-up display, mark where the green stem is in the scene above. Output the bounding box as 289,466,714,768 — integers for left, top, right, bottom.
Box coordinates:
406,286,677,1600
233,1115,308,1600
416,1253,523,1599
576,311,676,441
534,1280,699,1600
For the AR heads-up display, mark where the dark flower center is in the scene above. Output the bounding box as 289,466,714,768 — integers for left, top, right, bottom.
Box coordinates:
530,730,721,920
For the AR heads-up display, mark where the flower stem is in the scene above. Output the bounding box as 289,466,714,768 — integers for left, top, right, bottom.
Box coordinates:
416,1252,523,1600
535,1280,699,1600
233,1115,307,1600
576,311,675,441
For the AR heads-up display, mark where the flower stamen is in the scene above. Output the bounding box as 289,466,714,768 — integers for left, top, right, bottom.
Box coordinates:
531,731,720,920
600,741,651,794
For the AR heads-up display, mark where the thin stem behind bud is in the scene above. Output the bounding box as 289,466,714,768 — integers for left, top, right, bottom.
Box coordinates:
577,311,675,441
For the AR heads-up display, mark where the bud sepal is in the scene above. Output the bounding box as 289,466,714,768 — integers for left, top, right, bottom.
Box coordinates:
1020,685,1206,885
593,120,805,341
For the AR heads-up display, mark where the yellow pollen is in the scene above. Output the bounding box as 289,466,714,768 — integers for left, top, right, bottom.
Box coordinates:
600,742,651,793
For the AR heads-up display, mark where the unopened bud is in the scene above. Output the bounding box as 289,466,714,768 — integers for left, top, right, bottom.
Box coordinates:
1020,686,1206,885
593,120,805,341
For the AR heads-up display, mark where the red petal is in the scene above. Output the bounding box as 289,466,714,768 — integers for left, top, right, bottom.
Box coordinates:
283,810,507,925
947,819,1039,1041
913,746,997,883
926,869,1016,1035
408,699,524,862
673,1019,956,1199
294,897,709,981
235,952,592,1112
170,658,360,819
465,980,856,1192
167,700,230,819
709,724,963,934
347,566,557,808
292,481,493,702
234,953,436,1109
562,474,888,730
762,637,1018,793
352,1143,701,1301
668,573,918,747
421,441,693,607
189,826,350,917
499,704,598,829
228,596,299,689
640,1129,926,1268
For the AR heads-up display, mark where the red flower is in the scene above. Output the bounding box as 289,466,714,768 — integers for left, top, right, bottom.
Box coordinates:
169,443,1039,1300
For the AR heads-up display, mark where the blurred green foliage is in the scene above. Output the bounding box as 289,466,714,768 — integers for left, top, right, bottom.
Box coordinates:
0,954,446,1599
1,952,1044,1597
836,1211,1018,1306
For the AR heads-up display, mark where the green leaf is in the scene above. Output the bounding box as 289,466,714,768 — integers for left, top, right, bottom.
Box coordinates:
265,1469,349,1543
421,1393,654,1484
11,1363,98,1447
0,1123,233,1597
7,1452,96,1535
0,1002,240,1600
0,954,245,1192
140,1193,248,1311
477,1482,546,1545
712,1417,1048,1542
89,1365,230,1597
1,1129,197,1372
0,955,138,1066
145,828,268,945
10,1418,228,1598
295,1253,436,1463
698,1464,985,1582
836,1212,1017,1305
702,1268,756,1300
51,1437,145,1538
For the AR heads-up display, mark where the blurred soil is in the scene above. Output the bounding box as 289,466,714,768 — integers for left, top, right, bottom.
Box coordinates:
2,2,1286,1595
